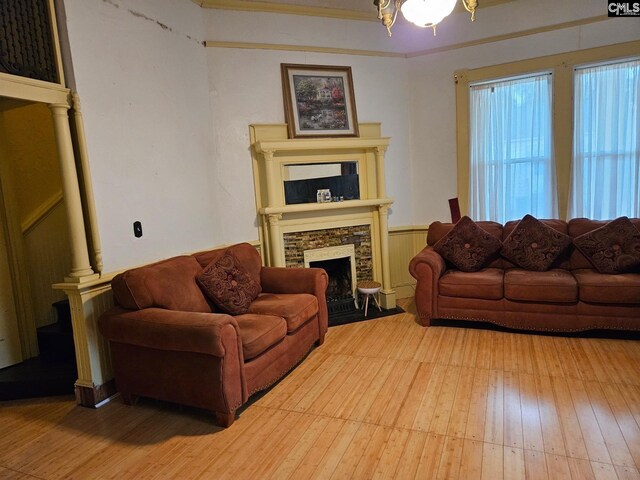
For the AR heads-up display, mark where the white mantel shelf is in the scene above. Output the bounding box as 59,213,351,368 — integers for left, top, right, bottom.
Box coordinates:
259,197,393,215
254,136,390,155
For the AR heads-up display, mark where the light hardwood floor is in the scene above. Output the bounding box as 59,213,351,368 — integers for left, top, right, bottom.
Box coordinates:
2,298,640,479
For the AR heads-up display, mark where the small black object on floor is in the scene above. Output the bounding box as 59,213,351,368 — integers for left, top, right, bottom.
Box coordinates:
329,306,405,327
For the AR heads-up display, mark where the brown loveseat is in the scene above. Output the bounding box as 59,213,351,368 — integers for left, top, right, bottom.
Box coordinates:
98,243,328,427
409,218,640,332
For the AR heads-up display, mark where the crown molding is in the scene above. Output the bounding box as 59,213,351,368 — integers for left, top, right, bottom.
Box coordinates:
193,0,517,21
205,41,406,57
193,0,373,21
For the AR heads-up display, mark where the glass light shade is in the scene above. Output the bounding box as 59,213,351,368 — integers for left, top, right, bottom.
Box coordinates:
400,0,457,28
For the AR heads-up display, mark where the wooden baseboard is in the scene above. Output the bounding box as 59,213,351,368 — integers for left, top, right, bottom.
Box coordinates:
75,379,116,408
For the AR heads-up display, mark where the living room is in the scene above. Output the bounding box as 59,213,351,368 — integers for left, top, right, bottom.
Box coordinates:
1,0,639,478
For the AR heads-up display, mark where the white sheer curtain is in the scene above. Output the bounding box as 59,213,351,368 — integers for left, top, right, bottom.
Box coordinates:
469,73,557,223
569,59,640,219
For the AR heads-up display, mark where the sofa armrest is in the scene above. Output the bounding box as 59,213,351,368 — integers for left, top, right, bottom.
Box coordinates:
408,246,447,326
98,307,240,357
409,246,447,280
260,266,329,341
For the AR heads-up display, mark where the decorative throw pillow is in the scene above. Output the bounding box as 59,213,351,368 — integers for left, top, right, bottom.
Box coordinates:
501,214,572,272
433,216,502,272
196,250,262,315
573,216,640,274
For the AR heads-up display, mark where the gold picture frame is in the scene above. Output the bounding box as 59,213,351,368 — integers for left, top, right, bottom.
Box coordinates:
281,63,359,138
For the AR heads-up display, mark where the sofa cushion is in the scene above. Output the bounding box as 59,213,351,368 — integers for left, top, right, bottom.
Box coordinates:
432,216,502,272
568,218,640,270
193,243,262,289
428,219,503,246
439,268,504,300
504,269,577,303
249,293,318,333
111,256,212,312
573,269,640,304
234,314,287,360
573,216,640,274
501,215,572,271
197,250,262,315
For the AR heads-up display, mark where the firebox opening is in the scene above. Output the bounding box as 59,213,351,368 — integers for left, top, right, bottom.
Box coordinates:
309,256,357,316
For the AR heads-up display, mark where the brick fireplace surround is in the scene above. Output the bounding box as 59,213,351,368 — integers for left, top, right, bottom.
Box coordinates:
283,225,373,283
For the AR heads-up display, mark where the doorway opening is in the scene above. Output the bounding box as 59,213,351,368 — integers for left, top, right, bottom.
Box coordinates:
0,98,76,400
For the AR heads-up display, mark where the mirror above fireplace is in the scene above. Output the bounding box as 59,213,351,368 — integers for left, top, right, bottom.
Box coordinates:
283,161,360,205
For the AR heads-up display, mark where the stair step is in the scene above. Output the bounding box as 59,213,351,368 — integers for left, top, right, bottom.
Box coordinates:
37,323,76,363
52,299,72,333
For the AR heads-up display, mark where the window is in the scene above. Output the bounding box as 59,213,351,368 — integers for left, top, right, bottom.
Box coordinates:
569,59,640,219
456,42,640,221
468,73,556,223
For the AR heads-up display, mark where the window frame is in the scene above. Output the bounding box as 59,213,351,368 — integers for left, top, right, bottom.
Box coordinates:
455,40,640,220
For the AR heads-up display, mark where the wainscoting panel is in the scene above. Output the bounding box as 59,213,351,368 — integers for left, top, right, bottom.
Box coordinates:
23,201,70,327
388,226,428,300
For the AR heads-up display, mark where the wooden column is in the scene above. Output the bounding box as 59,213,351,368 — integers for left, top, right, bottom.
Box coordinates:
374,146,388,198
267,213,284,267
378,204,396,309
48,103,97,282
263,150,278,206
71,93,103,274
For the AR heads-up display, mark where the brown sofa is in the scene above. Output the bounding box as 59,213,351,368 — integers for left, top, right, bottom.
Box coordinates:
409,218,640,332
98,243,328,427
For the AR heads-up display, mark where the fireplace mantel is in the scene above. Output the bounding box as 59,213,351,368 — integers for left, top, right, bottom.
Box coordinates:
249,123,396,309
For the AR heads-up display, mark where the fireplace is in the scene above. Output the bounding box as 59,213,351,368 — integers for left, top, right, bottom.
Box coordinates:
250,122,397,310
304,245,357,316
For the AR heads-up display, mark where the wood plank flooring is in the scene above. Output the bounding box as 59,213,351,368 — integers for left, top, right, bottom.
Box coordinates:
1,298,640,479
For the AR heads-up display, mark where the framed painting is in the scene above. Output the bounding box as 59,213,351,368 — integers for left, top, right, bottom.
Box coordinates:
281,64,359,138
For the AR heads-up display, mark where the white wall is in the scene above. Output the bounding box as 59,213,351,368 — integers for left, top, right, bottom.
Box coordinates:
205,11,413,238
60,0,640,273
62,0,220,272
207,48,413,238
408,13,640,225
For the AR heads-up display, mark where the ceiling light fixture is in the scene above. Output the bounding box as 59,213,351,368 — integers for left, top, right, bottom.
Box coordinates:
374,0,478,36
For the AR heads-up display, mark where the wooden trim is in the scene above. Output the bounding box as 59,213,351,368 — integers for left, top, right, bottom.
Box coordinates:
195,0,515,21
20,190,64,235
75,379,117,408
388,225,428,233
48,0,65,87
0,73,70,104
205,41,405,58
195,0,373,21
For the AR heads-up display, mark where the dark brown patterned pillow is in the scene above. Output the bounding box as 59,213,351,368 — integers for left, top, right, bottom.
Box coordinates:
573,216,640,274
501,215,572,271
433,216,502,272
196,250,262,315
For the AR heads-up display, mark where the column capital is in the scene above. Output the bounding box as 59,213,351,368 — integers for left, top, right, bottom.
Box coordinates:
262,149,275,161
374,145,388,155
71,92,83,112
267,213,283,226
48,102,71,113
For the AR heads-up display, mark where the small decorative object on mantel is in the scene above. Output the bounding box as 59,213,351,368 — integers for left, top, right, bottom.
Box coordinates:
281,63,359,139
316,189,332,203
